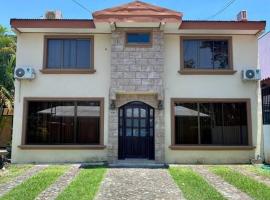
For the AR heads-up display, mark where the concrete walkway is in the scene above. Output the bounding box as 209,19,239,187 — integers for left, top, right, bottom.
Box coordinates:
191,165,252,200
0,165,48,198
35,164,81,200
231,165,270,187
95,168,185,200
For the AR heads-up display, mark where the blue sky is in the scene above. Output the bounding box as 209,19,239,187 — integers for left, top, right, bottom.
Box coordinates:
1,0,269,32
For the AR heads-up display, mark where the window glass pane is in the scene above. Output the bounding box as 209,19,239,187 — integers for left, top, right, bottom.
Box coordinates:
213,41,229,69
222,103,248,145
119,118,123,127
150,109,154,117
198,40,213,69
140,108,146,117
47,38,91,69
200,103,223,145
126,119,132,127
119,128,122,136
174,101,248,146
133,128,139,136
76,101,100,144
26,100,101,145
140,119,146,127
127,33,150,44
183,40,198,69
26,101,74,144
126,128,132,136
76,40,91,68
175,103,199,144
47,40,62,68
141,129,147,137
126,108,132,117
63,40,76,68
133,108,139,117
150,119,154,127
150,128,154,136
133,119,139,127
183,39,229,69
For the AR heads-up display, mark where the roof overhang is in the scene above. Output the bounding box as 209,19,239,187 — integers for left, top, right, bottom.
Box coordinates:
10,19,96,33
10,1,266,35
179,21,266,35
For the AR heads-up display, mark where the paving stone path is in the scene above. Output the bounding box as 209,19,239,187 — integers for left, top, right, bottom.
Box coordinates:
0,165,48,197
191,165,252,200
35,164,81,200
95,168,185,200
231,165,270,187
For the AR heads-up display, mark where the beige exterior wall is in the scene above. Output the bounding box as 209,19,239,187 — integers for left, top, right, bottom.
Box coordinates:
164,34,262,164
12,31,262,164
12,33,111,163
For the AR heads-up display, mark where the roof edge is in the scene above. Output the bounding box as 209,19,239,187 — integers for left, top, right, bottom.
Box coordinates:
180,20,266,31
10,19,96,29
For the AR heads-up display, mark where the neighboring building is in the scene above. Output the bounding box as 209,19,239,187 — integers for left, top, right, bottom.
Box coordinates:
10,1,266,164
262,78,270,163
259,32,270,79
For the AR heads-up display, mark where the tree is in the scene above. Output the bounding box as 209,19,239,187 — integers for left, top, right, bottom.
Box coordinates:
0,25,16,112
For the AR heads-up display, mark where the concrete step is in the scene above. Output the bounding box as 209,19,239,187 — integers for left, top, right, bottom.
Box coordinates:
109,159,167,168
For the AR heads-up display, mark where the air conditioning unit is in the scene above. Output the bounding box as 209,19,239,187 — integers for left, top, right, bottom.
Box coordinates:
45,11,62,19
237,10,248,21
242,69,261,81
14,67,35,80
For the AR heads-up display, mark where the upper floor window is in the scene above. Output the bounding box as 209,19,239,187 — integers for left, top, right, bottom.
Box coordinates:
126,32,152,46
43,36,94,72
181,37,233,74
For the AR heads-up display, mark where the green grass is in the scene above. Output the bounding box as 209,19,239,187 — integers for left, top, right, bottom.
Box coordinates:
169,167,225,200
243,165,270,178
0,165,68,200
210,166,270,200
0,164,32,184
56,166,106,200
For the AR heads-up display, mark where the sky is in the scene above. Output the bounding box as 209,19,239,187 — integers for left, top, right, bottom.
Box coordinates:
0,0,269,33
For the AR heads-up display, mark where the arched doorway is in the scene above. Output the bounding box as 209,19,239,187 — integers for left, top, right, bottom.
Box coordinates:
118,101,155,160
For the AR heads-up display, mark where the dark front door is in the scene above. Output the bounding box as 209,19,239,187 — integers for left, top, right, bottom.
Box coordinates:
118,102,154,159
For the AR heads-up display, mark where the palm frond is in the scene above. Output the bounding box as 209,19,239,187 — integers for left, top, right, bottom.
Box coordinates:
0,85,13,110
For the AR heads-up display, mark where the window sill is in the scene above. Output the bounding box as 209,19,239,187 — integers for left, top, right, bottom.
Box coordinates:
18,145,106,150
178,69,237,75
169,145,255,150
40,69,96,74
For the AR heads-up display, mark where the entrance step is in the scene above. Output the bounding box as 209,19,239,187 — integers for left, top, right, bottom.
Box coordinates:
109,159,167,168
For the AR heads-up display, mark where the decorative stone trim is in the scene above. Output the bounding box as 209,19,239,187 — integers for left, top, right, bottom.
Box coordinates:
108,29,165,163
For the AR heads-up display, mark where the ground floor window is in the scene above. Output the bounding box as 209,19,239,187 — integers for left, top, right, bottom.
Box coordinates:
172,99,251,146
24,98,104,145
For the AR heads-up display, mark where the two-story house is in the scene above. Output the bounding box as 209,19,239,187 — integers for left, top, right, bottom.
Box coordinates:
10,1,266,164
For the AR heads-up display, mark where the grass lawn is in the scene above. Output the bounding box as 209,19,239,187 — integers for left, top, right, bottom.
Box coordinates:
0,164,32,184
169,167,225,200
0,165,68,200
56,166,106,200
210,166,270,200
243,165,270,178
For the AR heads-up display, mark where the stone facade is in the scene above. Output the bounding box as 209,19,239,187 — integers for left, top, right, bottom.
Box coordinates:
108,29,165,163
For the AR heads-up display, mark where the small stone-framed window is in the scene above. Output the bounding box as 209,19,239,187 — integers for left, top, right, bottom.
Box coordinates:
125,32,152,47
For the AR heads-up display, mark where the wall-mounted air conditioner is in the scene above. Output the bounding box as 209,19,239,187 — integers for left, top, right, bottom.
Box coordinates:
14,67,35,80
242,69,261,81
